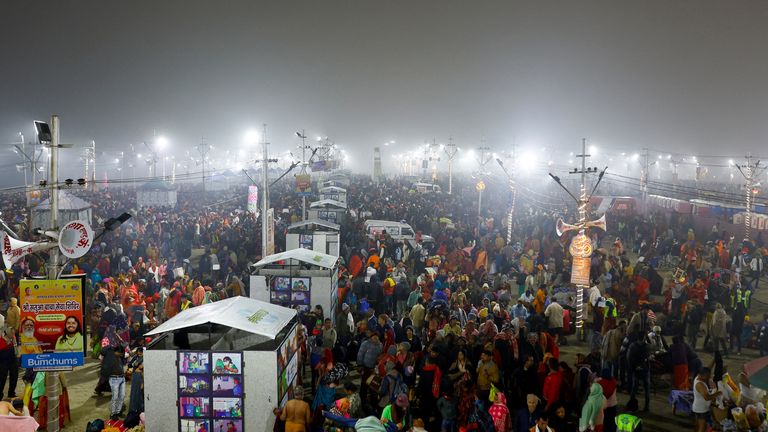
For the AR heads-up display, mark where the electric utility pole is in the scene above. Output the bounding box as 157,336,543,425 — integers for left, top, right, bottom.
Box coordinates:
196,137,210,192
42,115,62,432
735,155,766,242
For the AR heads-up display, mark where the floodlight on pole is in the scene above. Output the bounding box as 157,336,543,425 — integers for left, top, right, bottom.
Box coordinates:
156,136,169,150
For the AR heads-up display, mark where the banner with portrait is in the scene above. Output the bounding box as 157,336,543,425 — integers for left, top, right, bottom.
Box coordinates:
247,186,259,214
295,174,311,197
19,276,86,369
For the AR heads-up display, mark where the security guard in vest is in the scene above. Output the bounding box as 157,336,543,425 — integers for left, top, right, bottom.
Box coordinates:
731,282,752,313
604,296,618,318
616,413,642,431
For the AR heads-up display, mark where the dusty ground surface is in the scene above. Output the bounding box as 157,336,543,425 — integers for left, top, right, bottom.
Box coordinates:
7,249,766,431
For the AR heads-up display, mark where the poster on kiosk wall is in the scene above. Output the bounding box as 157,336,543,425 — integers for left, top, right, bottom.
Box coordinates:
19,276,86,369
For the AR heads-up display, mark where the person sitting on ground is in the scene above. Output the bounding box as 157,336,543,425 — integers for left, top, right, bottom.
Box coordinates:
0,399,23,416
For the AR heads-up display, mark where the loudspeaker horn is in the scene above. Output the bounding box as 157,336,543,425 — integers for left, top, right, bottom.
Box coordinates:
556,218,580,236
58,220,94,259
585,214,607,232
1,231,56,269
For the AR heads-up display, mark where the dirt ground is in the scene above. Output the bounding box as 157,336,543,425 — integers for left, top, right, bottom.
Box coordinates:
7,252,767,431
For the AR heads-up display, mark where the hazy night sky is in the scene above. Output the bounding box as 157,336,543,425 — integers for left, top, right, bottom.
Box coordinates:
2,1,768,186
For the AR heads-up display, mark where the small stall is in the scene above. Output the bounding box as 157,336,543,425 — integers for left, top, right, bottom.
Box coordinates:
318,186,347,204
144,296,299,432
250,248,340,322
31,191,92,229
307,199,347,224
286,218,341,257
136,179,178,208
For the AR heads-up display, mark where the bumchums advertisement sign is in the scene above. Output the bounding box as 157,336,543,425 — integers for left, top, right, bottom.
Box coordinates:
19,277,85,369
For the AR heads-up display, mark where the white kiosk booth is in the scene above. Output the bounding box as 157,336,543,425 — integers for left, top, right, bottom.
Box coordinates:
307,199,347,224
250,248,341,322
144,296,299,432
318,186,347,205
286,218,341,257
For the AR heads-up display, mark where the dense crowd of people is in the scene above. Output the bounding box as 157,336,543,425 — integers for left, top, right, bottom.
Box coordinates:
0,175,766,431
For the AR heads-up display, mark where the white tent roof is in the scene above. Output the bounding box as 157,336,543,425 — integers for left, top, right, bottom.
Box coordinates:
34,191,91,211
319,186,346,193
287,218,340,231
310,199,347,209
251,247,339,269
146,296,296,339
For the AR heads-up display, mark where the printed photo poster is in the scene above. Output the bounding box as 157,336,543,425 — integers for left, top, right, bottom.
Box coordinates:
212,353,242,375
270,277,291,306
180,418,210,432
178,351,244,432
19,278,86,369
276,324,298,407
213,420,243,432
290,277,311,308
273,277,291,291
298,234,313,250
179,352,211,374
291,277,310,292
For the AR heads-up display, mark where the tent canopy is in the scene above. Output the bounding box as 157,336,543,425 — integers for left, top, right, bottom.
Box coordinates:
146,296,296,340
139,180,176,191
288,218,340,232
310,199,346,209
251,248,339,270
34,191,91,210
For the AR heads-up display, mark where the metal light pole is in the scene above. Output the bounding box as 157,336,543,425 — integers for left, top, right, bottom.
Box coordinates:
47,115,62,432
297,130,308,220
261,124,269,257
444,137,458,194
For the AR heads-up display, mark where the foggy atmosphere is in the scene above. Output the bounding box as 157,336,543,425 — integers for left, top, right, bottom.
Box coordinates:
1,1,768,432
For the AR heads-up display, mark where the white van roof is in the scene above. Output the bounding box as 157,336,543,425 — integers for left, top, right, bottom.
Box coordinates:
364,219,409,228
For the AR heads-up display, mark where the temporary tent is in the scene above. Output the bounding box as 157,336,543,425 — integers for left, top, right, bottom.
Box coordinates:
31,191,92,229
144,296,299,432
136,180,177,208
286,218,341,256
250,248,341,323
